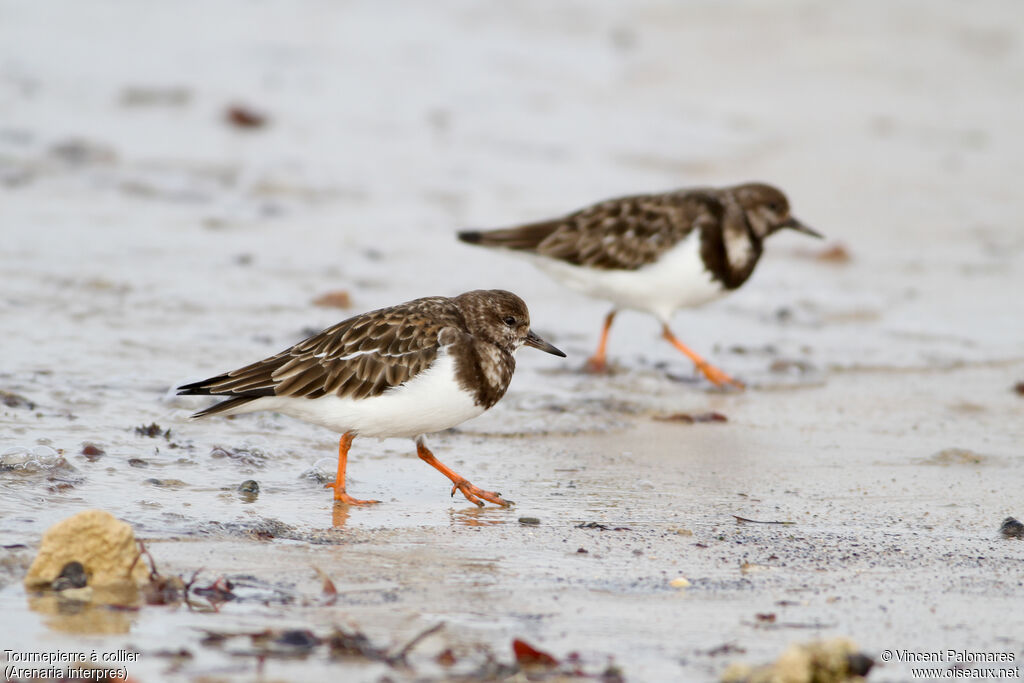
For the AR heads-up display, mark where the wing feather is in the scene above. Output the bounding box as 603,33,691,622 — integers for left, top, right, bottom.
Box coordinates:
177,296,464,402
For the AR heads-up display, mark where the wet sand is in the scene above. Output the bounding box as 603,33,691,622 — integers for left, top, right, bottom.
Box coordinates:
3,1,1024,681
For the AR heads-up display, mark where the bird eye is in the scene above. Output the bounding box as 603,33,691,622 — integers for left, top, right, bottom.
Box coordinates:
503,316,517,326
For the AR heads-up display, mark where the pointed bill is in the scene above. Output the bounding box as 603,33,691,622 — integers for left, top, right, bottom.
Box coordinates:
524,330,566,357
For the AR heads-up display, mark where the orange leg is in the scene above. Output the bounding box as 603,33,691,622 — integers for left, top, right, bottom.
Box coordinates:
585,310,617,373
661,325,744,389
324,432,380,505
416,439,512,507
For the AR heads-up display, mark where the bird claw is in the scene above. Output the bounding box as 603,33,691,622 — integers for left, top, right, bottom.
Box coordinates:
324,481,380,505
696,362,744,389
450,479,513,507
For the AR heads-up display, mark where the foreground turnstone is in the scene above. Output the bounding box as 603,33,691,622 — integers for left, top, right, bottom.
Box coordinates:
177,290,565,507
458,183,820,387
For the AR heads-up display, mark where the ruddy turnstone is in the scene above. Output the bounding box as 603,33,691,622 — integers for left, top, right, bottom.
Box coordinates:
177,290,565,507
458,183,820,387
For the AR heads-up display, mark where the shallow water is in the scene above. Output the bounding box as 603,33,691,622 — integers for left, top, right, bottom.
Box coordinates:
3,1,1024,681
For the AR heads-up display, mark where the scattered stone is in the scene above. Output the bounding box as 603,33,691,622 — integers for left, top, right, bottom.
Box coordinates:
144,478,187,488
577,547,588,554
669,577,691,588
653,412,728,424
128,458,148,468
48,138,117,165
50,561,89,591
24,510,150,590
312,290,353,309
518,517,541,526
81,443,105,460
226,104,268,129
210,445,267,467
1014,382,1024,396
0,390,35,410
437,648,457,666
1000,517,1023,538
238,480,260,495
721,638,873,683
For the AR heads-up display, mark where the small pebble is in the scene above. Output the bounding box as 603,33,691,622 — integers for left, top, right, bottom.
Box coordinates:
670,577,691,588
238,480,260,494
51,561,88,590
1000,517,1023,538
518,517,541,526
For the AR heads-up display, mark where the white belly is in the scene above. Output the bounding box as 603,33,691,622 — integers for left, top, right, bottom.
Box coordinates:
529,231,727,321
227,353,486,439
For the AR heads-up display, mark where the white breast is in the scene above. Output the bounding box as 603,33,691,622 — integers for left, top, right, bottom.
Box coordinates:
528,231,727,322
225,352,486,439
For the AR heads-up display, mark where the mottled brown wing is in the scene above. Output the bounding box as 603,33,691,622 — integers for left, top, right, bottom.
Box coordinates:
534,191,725,270
180,297,464,401
462,191,725,271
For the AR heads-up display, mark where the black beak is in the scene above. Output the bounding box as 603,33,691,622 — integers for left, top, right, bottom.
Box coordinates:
524,330,566,357
783,216,823,239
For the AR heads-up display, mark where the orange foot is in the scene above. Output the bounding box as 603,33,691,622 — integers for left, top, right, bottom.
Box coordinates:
583,356,610,374
450,479,514,507
323,482,380,505
696,361,745,390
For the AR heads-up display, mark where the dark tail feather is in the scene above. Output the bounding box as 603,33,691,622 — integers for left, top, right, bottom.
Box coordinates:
189,396,256,419
177,376,262,419
177,378,218,396
457,221,561,252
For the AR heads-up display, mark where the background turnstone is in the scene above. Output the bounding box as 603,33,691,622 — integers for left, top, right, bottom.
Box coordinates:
458,183,820,387
177,290,565,507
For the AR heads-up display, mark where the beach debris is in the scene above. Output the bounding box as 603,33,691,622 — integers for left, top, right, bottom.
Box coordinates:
119,85,191,107
133,542,187,606
328,622,443,666
518,516,541,526
436,648,457,666
923,448,988,465
513,638,559,668
575,522,632,531
1014,382,1024,396
81,443,105,460
654,412,727,424
814,243,852,264
311,565,337,604
191,575,237,607
134,422,169,439
1000,517,1024,538
0,389,35,409
733,515,795,525
312,290,353,309
238,479,260,495
669,576,691,588
24,509,151,591
721,638,873,683
225,104,267,129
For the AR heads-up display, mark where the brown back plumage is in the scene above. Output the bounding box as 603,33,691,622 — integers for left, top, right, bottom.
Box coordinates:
459,189,726,271
178,297,467,416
